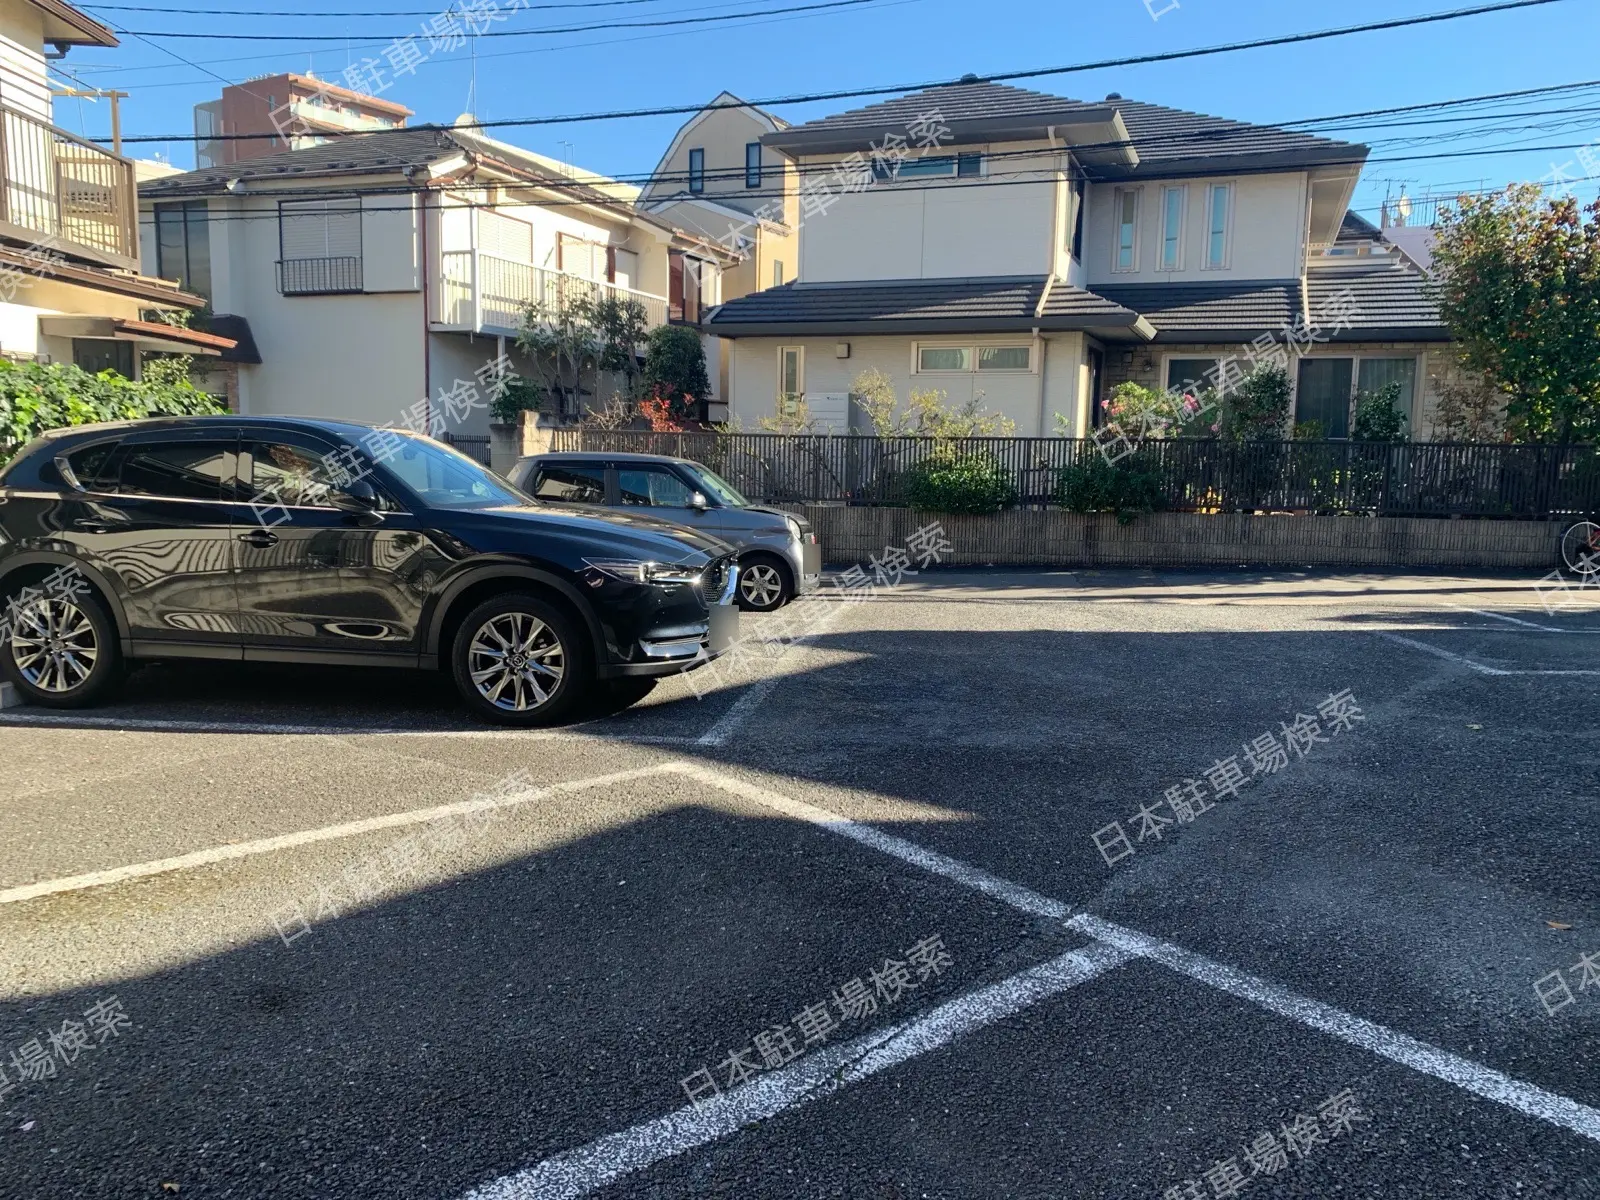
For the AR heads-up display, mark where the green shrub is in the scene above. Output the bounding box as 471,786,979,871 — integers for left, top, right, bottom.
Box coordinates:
0,358,226,465
641,324,710,413
1218,364,1291,441
1054,452,1166,522
903,452,1016,514
1352,381,1409,442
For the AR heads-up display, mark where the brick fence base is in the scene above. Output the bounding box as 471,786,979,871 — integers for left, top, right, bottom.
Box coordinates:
788,507,1563,571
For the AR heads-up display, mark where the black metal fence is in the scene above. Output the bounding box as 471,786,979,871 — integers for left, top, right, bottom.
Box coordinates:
548,429,1600,519
444,432,492,466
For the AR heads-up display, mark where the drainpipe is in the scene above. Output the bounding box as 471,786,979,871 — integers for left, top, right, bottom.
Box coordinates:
418,182,433,436
1033,325,1048,438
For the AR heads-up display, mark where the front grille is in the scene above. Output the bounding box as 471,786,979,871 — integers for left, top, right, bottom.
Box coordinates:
700,560,726,607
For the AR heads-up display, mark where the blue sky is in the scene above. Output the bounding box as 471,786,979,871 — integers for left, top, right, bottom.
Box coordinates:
54,0,1600,217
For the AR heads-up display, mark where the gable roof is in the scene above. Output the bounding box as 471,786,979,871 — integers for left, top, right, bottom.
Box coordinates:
765,80,1365,177
30,0,118,47
138,128,465,198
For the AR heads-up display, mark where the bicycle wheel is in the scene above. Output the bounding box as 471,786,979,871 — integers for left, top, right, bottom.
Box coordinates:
1560,520,1600,577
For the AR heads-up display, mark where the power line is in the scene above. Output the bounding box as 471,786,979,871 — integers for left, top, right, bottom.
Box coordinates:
112,0,894,39
132,138,1600,232
83,0,688,12
105,0,1576,144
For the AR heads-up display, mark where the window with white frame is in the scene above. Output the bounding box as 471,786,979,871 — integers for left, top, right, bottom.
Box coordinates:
1294,354,1420,438
1204,183,1233,269
1159,185,1186,271
1112,187,1140,272
778,346,804,408
915,343,1034,373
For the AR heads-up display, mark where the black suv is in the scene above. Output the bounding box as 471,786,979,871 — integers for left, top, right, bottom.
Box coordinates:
0,417,740,725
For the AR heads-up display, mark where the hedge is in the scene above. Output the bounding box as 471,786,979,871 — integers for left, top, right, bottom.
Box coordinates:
0,359,226,465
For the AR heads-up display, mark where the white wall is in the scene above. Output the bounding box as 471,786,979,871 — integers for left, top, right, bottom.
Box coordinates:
0,5,51,121
362,192,420,292
1084,171,1307,284
728,332,1084,436
797,148,1060,284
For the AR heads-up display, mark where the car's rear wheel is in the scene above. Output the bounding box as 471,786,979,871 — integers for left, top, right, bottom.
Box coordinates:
737,553,791,612
2,583,122,708
449,593,590,726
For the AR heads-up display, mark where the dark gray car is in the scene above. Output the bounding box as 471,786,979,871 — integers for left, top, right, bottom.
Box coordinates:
509,452,822,611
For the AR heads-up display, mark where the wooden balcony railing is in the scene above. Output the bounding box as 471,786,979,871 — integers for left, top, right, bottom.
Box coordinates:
435,250,669,335
0,104,136,267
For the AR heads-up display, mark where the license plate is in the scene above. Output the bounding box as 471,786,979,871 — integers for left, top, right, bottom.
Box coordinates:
708,603,740,654
802,543,822,576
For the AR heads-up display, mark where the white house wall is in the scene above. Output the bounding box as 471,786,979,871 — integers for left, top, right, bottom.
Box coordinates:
728,332,1084,436
797,149,1060,283
362,192,420,292
0,5,52,121
1084,170,1307,284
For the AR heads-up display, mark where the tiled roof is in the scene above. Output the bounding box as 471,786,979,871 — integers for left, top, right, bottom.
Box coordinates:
766,81,1364,175
1092,280,1298,338
705,276,1141,335
1307,260,1443,339
139,129,465,197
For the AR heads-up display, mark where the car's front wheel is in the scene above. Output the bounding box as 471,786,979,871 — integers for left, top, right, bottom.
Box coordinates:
2,583,122,708
449,593,590,726
737,553,792,612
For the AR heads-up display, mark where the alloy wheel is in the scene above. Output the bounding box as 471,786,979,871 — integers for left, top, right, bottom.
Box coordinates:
466,611,565,711
740,563,784,608
10,595,99,694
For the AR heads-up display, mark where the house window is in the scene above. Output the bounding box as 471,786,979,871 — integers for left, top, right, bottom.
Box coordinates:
154,200,211,298
1204,183,1232,269
1294,355,1420,438
1113,188,1140,272
778,346,804,409
1159,186,1185,271
1357,357,1418,429
914,344,1034,373
1070,177,1085,262
872,153,982,183
72,339,134,379
918,346,971,372
745,142,762,189
1165,358,1218,395
957,152,982,177
688,147,705,194
277,197,362,294
772,260,784,288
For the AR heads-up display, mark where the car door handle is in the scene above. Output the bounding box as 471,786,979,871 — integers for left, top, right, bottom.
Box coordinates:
238,530,279,548
72,518,117,533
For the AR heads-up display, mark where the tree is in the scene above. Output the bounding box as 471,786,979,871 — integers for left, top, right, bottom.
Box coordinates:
1216,364,1291,442
641,324,709,420
1431,185,1600,444
1351,381,1408,442
515,292,648,420
847,368,1016,437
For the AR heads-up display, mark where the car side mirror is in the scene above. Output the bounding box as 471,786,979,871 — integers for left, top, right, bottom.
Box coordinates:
689,491,709,511
329,478,380,515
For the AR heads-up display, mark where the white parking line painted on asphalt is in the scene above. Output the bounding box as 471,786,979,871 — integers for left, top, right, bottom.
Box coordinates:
459,941,1134,1200
1069,913,1600,1146
1452,607,1566,632
694,604,849,747
0,763,675,906
678,764,1600,1148
1375,632,1511,675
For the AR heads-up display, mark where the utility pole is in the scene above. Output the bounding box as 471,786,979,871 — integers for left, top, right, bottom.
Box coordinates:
52,87,128,155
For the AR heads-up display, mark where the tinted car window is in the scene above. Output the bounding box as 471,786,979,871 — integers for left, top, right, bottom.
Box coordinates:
617,467,694,507
64,441,122,491
118,440,237,501
532,464,606,504
377,433,521,509
250,441,341,508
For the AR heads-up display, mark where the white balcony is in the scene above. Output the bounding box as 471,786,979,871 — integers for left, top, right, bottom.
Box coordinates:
433,250,669,336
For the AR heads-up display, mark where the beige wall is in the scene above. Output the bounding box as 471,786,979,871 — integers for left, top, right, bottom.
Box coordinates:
0,3,51,121
727,332,1085,436
644,197,796,299
0,276,154,361
640,98,794,224
1084,171,1308,285
795,146,1061,283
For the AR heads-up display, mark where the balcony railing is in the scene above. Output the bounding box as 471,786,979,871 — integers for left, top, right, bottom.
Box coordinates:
277,256,364,295
0,103,136,267
435,250,669,335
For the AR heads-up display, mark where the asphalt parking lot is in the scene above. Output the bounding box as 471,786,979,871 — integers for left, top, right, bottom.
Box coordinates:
1,568,1598,1199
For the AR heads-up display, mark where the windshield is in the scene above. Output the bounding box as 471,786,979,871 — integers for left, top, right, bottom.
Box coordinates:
379,434,526,509
683,463,748,507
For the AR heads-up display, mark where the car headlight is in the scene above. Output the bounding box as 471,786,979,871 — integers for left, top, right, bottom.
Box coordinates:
583,558,703,587
784,516,803,541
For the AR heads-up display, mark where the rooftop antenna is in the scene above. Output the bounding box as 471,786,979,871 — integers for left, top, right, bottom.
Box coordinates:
558,139,574,175
466,33,478,118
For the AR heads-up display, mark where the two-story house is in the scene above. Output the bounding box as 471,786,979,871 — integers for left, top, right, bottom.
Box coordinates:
0,0,223,373
637,92,799,419
706,80,1449,439
138,119,737,444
